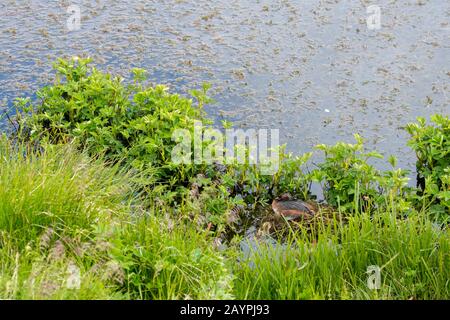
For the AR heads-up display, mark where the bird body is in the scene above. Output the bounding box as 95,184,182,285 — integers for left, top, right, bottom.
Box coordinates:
272,194,316,220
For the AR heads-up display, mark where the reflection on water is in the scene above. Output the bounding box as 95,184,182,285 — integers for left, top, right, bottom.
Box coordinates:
0,0,448,173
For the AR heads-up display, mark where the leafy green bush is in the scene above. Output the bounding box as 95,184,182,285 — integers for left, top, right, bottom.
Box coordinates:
406,114,450,218
214,146,312,207
376,155,412,214
312,134,384,212
268,150,313,200
312,135,413,214
16,57,211,189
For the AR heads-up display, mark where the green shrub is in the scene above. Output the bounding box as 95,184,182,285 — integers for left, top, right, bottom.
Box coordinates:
267,150,313,200
312,134,384,212
215,146,312,207
15,57,212,189
406,114,450,218
376,155,412,214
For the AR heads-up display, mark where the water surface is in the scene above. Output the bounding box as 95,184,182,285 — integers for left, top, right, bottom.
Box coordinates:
0,0,448,172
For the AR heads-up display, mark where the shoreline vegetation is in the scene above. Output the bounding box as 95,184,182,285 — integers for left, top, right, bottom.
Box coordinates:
0,58,448,299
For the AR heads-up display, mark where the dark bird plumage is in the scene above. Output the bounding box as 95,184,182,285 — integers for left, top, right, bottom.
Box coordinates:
272,193,316,220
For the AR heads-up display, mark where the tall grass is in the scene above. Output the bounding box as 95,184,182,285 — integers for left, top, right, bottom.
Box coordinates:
0,138,234,299
233,210,450,299
110,213,234,299
0,137,135,299
0,136,131,246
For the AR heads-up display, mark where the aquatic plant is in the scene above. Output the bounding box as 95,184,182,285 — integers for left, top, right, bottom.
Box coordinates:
406,114,450,220
15,57,211,191
312,134,384,212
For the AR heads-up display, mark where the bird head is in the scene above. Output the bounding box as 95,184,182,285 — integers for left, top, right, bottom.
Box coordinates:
274,193,292,201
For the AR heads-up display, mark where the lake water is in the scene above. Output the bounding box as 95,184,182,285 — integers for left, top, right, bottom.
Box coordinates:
0,0,448,174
